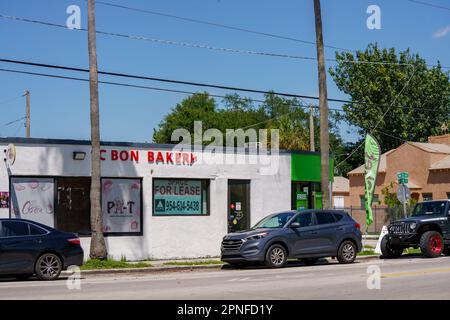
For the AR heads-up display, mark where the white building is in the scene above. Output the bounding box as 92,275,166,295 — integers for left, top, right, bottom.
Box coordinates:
0,138,329,260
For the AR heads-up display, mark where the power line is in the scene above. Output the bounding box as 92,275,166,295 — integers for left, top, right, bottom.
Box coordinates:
0,94,22,106
1,65,446,129
2,57,447,113
93,0,351,52
0,13,319,61
0,57,350,102
406,0,450,11
3,13,447,69
1,116,26,128
0,66,348,113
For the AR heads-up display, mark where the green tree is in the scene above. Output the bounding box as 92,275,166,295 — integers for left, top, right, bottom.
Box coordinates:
153,92,217,144
153,92,346,154
329,43,450,152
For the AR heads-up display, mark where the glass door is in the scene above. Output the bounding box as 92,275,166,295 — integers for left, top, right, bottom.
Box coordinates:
227,180,250,233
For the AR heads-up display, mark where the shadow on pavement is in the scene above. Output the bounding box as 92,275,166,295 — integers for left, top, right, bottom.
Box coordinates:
221,258,333,270
0,275,70,283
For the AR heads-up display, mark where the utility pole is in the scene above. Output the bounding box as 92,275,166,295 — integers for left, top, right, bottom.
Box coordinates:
309,105,315,152
24,90,30,138
313,0,331,209
87,0,107,259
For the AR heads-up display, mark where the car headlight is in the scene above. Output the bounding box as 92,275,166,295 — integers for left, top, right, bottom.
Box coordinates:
409,222,417,230
245,232,269,241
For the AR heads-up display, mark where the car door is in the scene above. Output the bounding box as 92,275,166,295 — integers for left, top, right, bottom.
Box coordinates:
0,221,42,274
287,212,322,256
312,211,339,254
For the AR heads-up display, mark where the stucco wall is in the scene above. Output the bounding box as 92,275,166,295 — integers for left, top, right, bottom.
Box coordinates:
348,143,450,206
0,141,291,260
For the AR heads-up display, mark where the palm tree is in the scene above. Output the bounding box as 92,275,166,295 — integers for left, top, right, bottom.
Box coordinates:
87,0,107,259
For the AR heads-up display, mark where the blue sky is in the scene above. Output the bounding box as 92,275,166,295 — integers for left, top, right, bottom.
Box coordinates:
0,0,449,143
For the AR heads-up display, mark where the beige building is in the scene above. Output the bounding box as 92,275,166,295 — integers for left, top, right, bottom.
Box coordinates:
348,134,450,207
332,176,350,208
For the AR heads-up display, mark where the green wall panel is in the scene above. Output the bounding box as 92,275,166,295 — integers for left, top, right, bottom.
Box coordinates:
291,153,333,182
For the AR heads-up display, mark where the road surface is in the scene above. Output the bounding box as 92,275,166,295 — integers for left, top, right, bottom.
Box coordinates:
1,255,449,299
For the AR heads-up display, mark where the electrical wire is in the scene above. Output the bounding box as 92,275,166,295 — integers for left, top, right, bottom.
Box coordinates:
405,0,450,11
93,0,351,52
2,13,447,69
0,94,23,106
1,58,447,113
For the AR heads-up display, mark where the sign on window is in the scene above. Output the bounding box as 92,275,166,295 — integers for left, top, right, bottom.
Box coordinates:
101,178,142,233
10,177,55,227
153,179,205,215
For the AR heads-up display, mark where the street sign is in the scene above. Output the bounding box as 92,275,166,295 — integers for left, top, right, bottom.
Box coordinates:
397,184,410,204
397,172,409,184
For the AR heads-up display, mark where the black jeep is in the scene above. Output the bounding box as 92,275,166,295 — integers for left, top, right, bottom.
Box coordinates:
381,200,450,258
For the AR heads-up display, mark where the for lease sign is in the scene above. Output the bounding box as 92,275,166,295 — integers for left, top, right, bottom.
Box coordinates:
153,179,202,215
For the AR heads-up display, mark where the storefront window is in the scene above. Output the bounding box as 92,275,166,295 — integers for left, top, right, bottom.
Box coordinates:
101,178,142,234
153,178,210,216
10,177,55,227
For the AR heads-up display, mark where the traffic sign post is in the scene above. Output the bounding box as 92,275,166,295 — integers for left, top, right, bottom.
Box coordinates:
397,183,410,218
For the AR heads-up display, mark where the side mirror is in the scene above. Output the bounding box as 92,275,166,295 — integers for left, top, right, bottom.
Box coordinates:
290,222,300,228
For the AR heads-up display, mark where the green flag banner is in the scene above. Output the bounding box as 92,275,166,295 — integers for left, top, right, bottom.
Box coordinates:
364,133,381,228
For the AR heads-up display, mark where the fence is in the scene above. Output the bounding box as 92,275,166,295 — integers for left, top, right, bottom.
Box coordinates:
333,206,390,234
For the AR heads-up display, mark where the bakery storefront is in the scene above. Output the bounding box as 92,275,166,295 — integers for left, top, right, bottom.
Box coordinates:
0,138,328,260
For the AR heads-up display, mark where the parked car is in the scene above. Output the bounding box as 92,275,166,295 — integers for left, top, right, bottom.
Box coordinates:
381,200,450,258
0,219,84,280
221,210,362,268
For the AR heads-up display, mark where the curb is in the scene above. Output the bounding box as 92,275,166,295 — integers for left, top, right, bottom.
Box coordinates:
64,264,224,276
65,255,382,276
356,255,381,261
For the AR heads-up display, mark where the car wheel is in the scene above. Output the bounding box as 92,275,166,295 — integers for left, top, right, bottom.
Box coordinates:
265,244,287,268
420,231,443,258
300,258,318,266
380,235,403,258
337,241,357,264
35,253,62,280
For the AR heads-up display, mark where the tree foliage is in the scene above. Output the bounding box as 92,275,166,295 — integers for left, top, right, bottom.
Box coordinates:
153,92,345,155
330,43,450,153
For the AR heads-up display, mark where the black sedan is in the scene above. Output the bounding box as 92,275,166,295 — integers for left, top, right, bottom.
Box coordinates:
0,218,84,280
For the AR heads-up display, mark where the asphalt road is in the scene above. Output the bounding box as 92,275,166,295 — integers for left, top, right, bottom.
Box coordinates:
1,255,450,299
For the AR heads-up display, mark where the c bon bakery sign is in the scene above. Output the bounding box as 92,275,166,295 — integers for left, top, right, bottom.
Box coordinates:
100,149,197,166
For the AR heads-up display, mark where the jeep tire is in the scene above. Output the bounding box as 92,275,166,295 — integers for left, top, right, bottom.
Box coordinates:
381,235,403,259
420,231,443,258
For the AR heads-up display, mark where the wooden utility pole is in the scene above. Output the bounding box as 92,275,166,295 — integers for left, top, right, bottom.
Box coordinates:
24,90,30,138
87,0,107,259
313,0,331,209
309,105,315,152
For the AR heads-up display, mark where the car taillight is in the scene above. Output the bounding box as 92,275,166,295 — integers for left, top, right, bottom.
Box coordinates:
67,238,81,245
355,223,361,230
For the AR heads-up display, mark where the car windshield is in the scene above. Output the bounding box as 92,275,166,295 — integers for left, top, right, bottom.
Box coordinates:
411,201,447,217
252,212,295,229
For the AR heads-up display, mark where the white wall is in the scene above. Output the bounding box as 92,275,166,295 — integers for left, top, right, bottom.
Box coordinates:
0,141,291,260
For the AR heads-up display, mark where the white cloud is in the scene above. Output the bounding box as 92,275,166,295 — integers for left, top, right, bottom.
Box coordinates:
433,25,450,39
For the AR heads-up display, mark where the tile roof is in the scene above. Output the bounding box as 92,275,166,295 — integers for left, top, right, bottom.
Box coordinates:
348,150,394,175
429,155,450,170
409,142,450,154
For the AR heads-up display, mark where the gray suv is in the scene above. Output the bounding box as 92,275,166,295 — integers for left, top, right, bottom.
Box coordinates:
221,210,362,268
